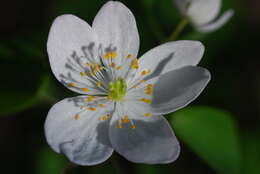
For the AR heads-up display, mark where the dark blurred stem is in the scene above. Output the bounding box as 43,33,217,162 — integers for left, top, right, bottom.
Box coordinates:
166,17,189,42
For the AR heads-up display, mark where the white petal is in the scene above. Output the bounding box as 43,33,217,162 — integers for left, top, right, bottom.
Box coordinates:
137,41,204,80
196,10,234,32
92,1,140,66
47,14,101,94
109,104,180,164
175,0,221,26
44,97,114,165
151,66,210,115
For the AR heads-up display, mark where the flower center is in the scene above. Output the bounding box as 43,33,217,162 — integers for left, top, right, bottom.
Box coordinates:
108,78,127,101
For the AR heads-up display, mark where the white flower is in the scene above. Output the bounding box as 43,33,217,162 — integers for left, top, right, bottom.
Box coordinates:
174,0,234,32
45,1,211,165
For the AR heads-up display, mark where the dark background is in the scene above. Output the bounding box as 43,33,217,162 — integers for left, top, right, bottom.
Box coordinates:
0,0,260,174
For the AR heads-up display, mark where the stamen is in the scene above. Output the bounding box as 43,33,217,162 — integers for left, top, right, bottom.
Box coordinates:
80,106,84,110
131,124,136,129
93,63,99,72
80,71,85,76
110,62,115,68
140,98,152,103
116,66,122,70
89,72,94,77
111,52,118,59
141,69,151,76
132,58,139,69
107,113,111,118
68,82,77,87
86,63,91,69
118,124,123,128
86,96,96,102
122,115,130,123
144,113,152,117
101,115,107,121
98,104,105,108
74,114,80,120
88,107,96,111
81,88,89,92
145,84,153,95
96,81,102,87
127,54,132,59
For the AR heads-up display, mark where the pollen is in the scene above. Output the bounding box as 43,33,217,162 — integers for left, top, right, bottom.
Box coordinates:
89,71,94,77
140,98,152,104
132,58,139,69
131,125,136,129
80,106,84,110
88,107,96,111
111,52,118,59
86,96,96,102
96,81,102,87
93,63,99,72
127,54,132,59
68,82,77,87
141,69,151,76
81,88,89,92
118,124,123,128
110,62,115,68
116,66,122,70
80,71,85,76
145,84,153,95
74,114,80,120
101,115,107,121
140,80,145,83
98,104,105,108
86,63,91,68
122,115,130,123
144,113,152,117
107,113,111,118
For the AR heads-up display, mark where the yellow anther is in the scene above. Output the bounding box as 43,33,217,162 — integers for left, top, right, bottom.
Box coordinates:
118,124,123,128
89,71,94,77
74,114,80,120
87,96,96,102
132,58,139,69
96,81,102,87
101,115,107,121
106,96,112,100
141,70,151,76
107,114,111,118
144,113,152,117
147,84,153,88
68,82,77,87
86,63,91,68
80,106,84,110
80,71,85,76
127,54,132,59
88,107,96,111
145,84,153,95
81,88,89,92
145,90,153,95
103,53,110,59
111,52,118,59
110,62,115,68
100,66,105,70
98,117,102,121
140,80,145,83
131,125,136,129
140,98,152,104
116,66,122,70
98,104,105,108
93,63,99,72
122,115,130,123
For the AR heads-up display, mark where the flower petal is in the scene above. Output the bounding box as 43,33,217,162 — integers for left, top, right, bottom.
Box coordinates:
109,107,180,164
92,1,140,66
151,66,210,115
196,10,234,32
175,0,221,26
47,14,101,94
137,41,204,80
44,97,114,165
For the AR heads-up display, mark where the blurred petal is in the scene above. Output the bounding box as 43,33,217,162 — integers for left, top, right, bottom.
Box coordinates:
109,105,180,164
175,0,221,26
151,66,210,114
137,41,204,80
44,97,113,165
197,10,234,32
92,1,140,66
47,15,100,94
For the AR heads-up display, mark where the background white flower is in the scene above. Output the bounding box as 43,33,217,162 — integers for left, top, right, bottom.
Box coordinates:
45,1,211,165
174,0,234,32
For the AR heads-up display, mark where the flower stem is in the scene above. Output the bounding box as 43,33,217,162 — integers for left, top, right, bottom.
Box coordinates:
167,17,189,41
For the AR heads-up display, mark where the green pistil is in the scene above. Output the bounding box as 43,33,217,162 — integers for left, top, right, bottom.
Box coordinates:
108,78,127,101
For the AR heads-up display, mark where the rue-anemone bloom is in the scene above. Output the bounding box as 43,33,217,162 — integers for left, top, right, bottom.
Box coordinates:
174,0,234,32
45,1,210,165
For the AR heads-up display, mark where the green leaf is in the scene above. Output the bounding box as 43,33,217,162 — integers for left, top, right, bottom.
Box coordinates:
171,106,242,174
35,147,66,174
242,132,260,174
